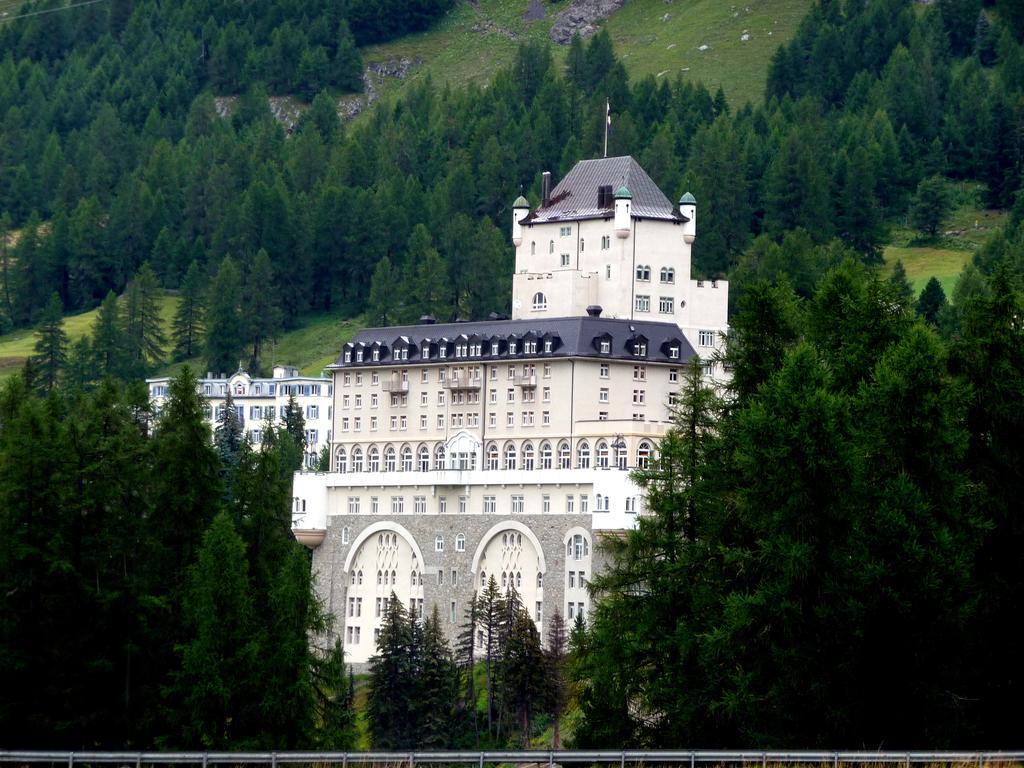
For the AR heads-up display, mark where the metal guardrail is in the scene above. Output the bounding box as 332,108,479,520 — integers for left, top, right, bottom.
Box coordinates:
2,752,1023,767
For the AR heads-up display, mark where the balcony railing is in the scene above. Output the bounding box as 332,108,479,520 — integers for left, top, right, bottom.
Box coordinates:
513,374,537,387
443,377,482,390
381,380,409,392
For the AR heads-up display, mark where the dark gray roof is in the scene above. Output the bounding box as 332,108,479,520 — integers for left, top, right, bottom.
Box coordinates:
523,156,686,224
335,316,696,368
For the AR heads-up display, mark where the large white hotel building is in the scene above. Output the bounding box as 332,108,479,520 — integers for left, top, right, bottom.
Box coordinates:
292,156,728,663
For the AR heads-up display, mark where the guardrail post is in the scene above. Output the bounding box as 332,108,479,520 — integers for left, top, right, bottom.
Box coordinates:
68,752,74,768
409,753,415,768
833,754,838,768
905,753,910,768
136,752,142,768
763,753,768,768
549,751,554,768
479,752,484,768
621,752,626,768
690,751,695,768
343,753,348,768
202,752,208,768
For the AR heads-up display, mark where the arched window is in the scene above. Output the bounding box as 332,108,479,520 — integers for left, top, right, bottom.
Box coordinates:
401,445,413,472
486,443,499,470
516,572,522,588
504,442,518,470
501,572,508,588
367,446,379,472
549,240,554,254
435,534,444,552
351,446,364,472
568,533,590,560
350,569,356,584
539,441,553,469
537,573,544,588
637,440,652,469
558,441,571,469
596,440,609,468
411,570,418,586
377,570,383,585
357,570,363,585
522,442,535,470
384,445,396,472
455,533,466,551
480,570,486,587
434,443,446,470
418,444,430,472
615,440,628,470
532,292,547,311
660,267,675,284
335,447,347,473
636,265,651,281
391,569,397,585
577,440,591,469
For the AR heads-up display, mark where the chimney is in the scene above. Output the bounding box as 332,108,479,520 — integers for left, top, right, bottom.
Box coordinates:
542,171,551,206
586,305,603,317
420,314,436,324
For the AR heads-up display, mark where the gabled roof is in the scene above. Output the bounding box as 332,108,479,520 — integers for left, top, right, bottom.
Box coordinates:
523,156,686,224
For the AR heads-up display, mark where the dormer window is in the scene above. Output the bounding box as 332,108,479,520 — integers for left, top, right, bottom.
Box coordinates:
344,351,352,363
372,349,380,361
356,349,364,362
600,340,610,354
509,341,518,354
490,341,499,355
635,342,647,357
439,345,448,358
544,340,552,353
668,345,680,359
421,344,430,359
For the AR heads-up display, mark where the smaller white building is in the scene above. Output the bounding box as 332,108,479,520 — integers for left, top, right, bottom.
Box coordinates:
147,365,334,467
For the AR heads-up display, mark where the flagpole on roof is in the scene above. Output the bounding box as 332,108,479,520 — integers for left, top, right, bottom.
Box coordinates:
604,99,610,158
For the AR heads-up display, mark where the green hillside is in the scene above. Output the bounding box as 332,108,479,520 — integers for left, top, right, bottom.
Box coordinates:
884,201,1008,297
359,0,811,108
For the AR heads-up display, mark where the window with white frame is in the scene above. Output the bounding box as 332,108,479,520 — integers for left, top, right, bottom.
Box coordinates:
456,533,466,551
659,296,673,313
391,496,404,514
511,495,524,513
483,496,496,514
601,235,611,249
415,496,426,514
560,253,570,267
660,267,675,283
635,295,651,312
635,265,651,281
435,534,444,552
698,329,715,347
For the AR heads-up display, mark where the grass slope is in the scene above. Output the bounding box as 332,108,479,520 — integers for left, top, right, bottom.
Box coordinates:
0,294,178,380
884,200,1007,297
359,0,811,108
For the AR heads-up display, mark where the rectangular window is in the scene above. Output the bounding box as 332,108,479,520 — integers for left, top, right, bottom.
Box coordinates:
580,495,589,513
415,496,426,514
633,389,646,404
659,296,673,314
669,368,679,383
635,294,650,312
370,393,378,408
560,225,572,236
536,601,543,622
451,568,458,585
634,365,646,380
483,496,496,514
568,571,576,588
542,411,550,425
371,496,379,514
601,235,610,249
506,412,515,427
450,601,458,623
699,329,715,347
598,411,608,421
512,495,524,514
542,387,551,402
566,495,575,514
347,497,360,515
459,496,468,514
370,416,378,431
420,414,427,429
560,253,570,267
437,569,444,585
439,497,447,514
437,414,445,429
391,496,404,514
542,495,551,513
599,388,609,403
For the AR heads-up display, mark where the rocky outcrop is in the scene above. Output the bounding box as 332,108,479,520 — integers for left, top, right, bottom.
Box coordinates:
549,0,626,43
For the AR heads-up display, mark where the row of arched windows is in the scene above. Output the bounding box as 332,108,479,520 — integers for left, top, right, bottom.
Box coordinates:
480,570,545,589
484,439,653,470
334,440,654,472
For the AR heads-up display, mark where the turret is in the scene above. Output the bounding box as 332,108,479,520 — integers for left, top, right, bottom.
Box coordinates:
614,186,632,238
511,195,529,247
679,192,696,244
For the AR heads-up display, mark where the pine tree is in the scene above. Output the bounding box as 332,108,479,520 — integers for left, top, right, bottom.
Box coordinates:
545,609,569,748
30,292,68,392
204,255,245,376
167,512,262,748
243,248,282,374
916,276,948,324
172,260,206,361
367,595,415,749
367,255,398,326
122,262,167,370
910,176,953,238
91,291,125,379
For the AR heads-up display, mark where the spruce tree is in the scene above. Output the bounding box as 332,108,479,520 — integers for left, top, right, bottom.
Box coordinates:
910,176,953,238
122,262,167,371
501,603,546,746
314,639,358,749
367,255,398,326
214,390,244,480
545,609,569,748
172,260,206,361
476,576,506,738
91,290,129,380
367,594,415,749
916,276,948,324
204,255,245,376
282,393,307,469
31,292,68,392
167,512,262,748
243,248,282,373
416,605,460,748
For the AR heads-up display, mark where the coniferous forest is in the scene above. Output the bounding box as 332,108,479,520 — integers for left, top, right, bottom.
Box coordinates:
1,0,1024,753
